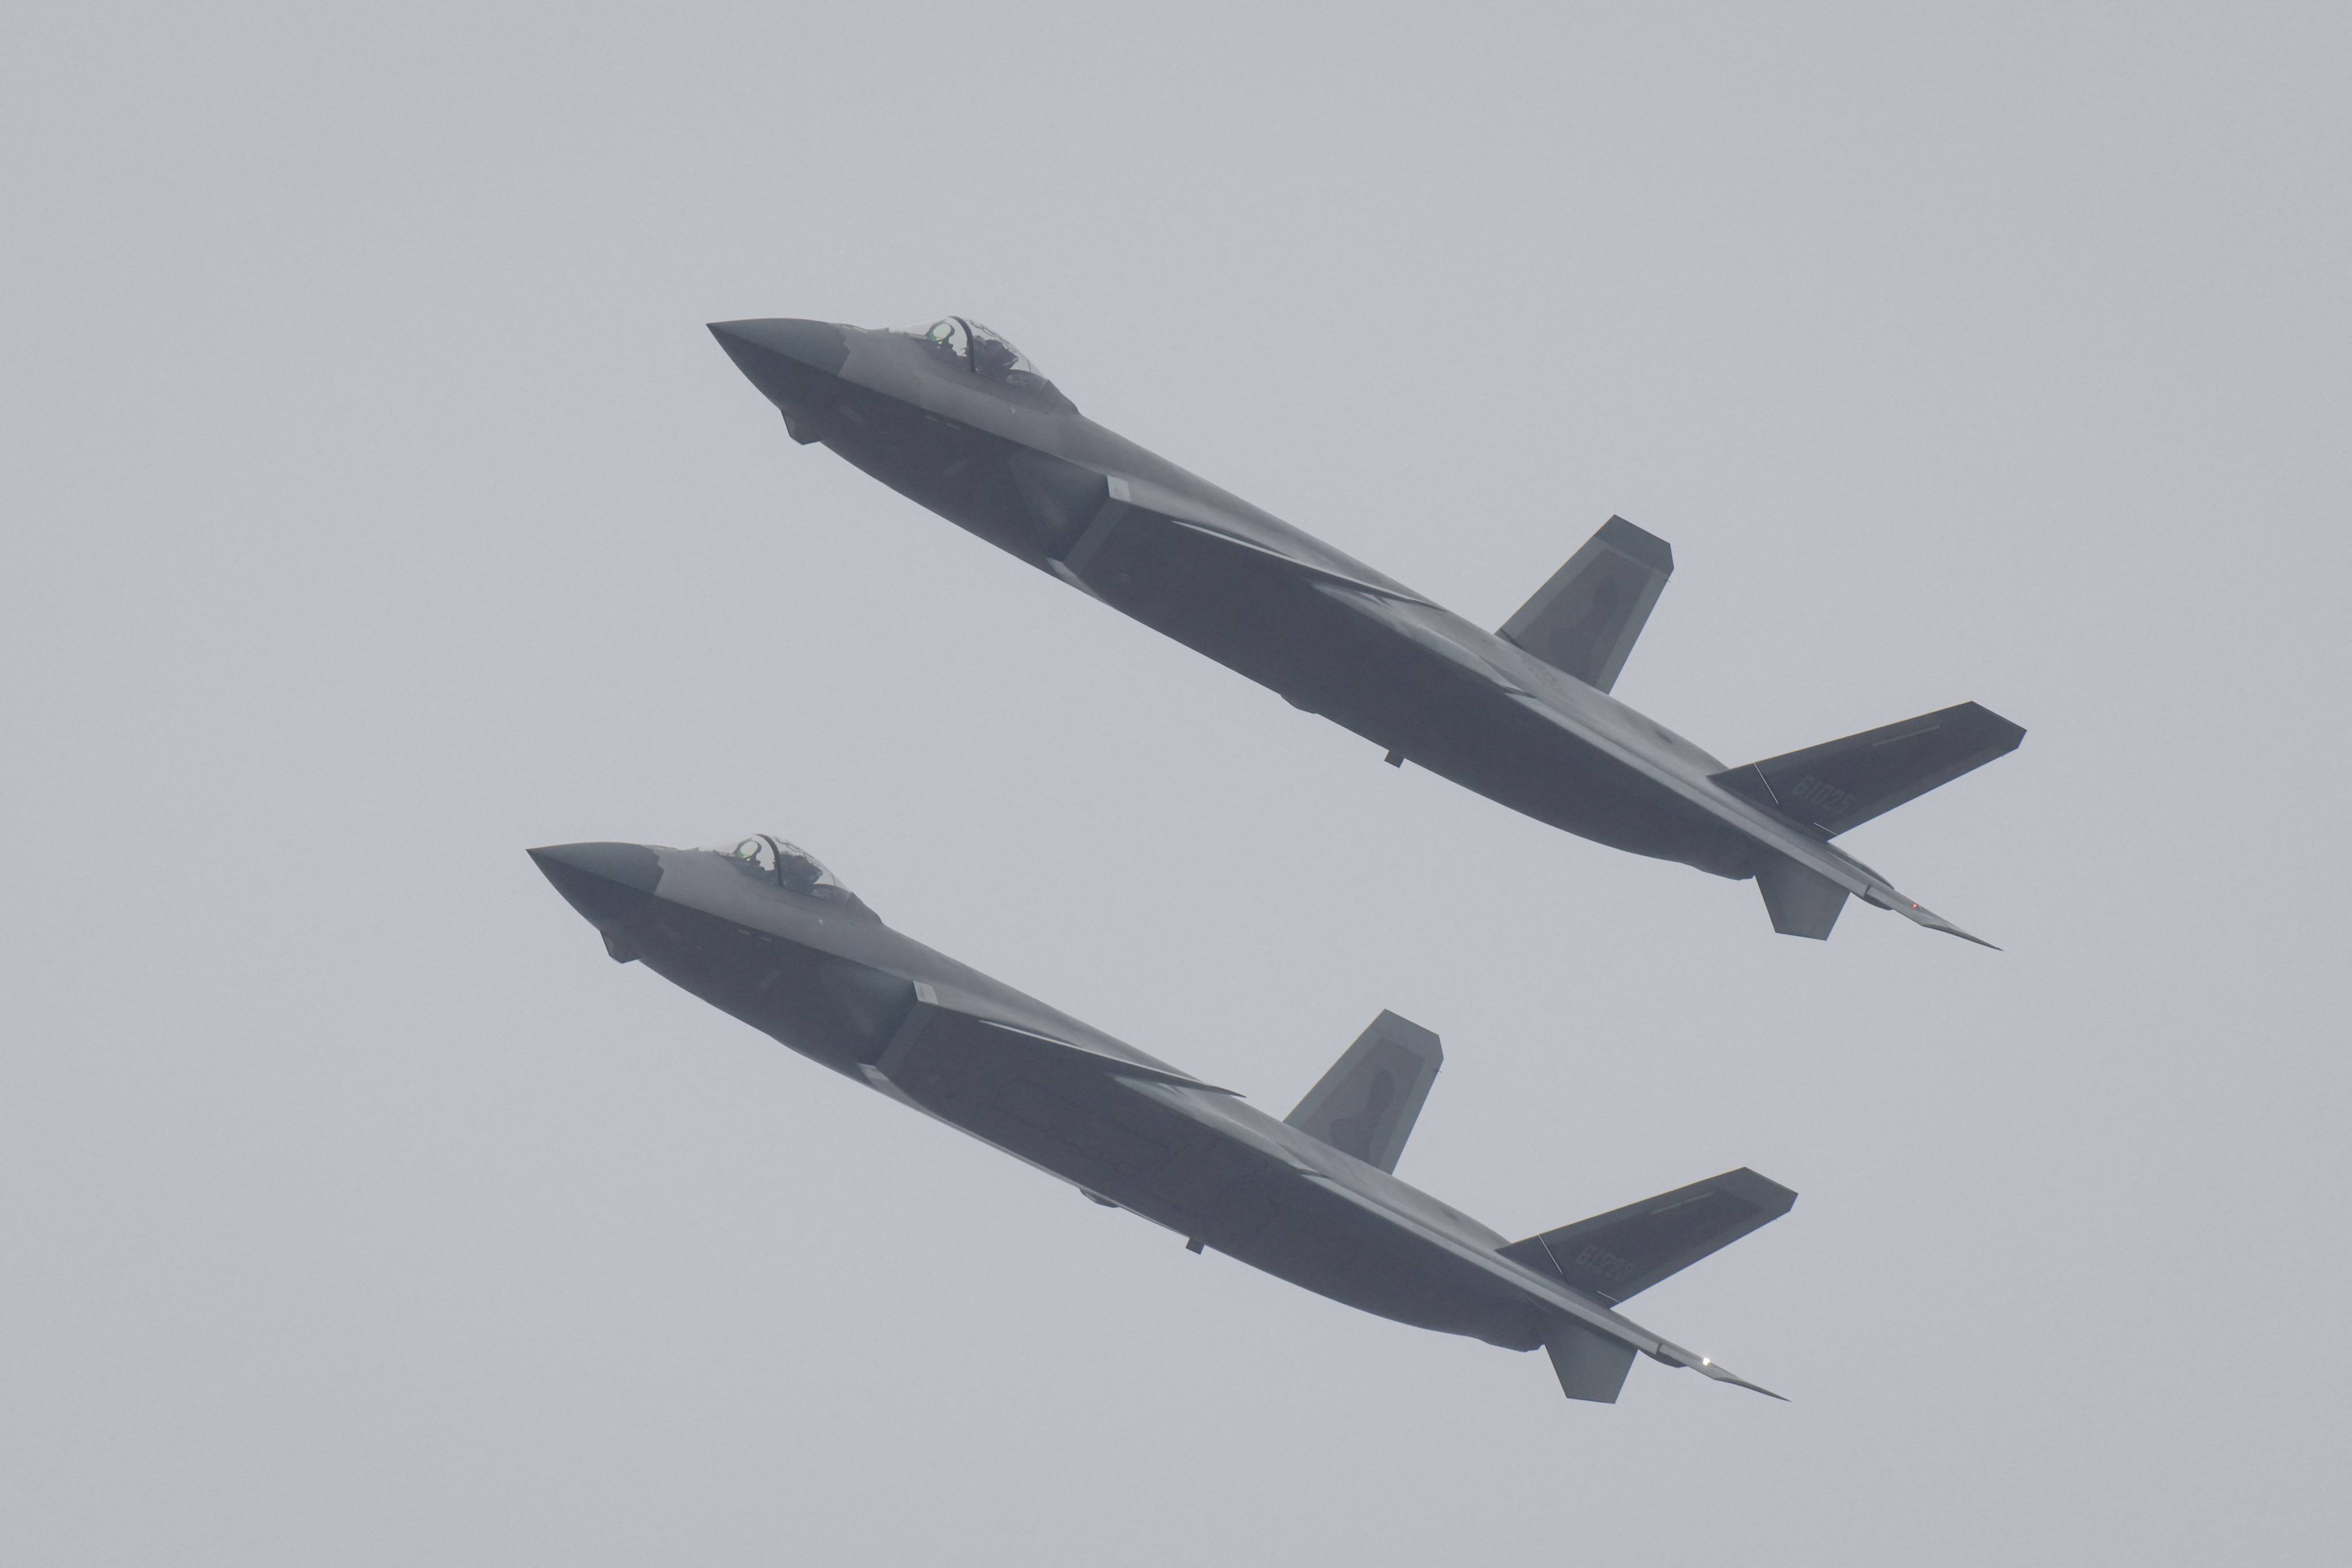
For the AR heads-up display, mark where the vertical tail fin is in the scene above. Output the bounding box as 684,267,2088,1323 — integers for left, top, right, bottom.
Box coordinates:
1500,1168,1797,1305
1712,701,2025,839
1498,516,1673,694
1284,1010,1442,1175
1511,1170,1797,1405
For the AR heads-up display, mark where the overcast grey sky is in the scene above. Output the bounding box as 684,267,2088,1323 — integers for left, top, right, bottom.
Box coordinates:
5,5,2348,1564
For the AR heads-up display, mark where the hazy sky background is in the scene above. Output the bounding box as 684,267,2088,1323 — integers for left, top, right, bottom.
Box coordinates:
6,6,2347,1563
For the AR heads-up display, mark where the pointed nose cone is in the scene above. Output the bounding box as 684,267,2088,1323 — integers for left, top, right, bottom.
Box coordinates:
708,318,850,406
528,842,662,926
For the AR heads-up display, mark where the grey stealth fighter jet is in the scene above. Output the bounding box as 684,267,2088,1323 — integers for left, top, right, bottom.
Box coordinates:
531,833,1795,1405
711,315,2024,944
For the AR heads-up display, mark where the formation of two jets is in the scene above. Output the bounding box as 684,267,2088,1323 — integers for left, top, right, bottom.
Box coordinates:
532,314,2023,1405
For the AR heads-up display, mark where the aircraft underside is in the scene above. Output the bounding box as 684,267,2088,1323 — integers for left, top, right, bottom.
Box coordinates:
863,981,1548,1347
818,412,1756,882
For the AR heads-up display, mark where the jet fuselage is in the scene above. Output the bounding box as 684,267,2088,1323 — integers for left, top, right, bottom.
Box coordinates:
720,319,1747,874
709,316,2017,943
527,836,1774,1397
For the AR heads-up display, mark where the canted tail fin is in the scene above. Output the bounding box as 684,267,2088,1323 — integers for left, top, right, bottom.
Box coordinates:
1501,1168,1796,1306
1284,1010,1442,1175
1512,1169,1797,1404
1499,516,1673,694
1712,701,2025,839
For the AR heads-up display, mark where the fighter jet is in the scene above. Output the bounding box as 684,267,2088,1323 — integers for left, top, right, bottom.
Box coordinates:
710,315,2024,944
530,833,1797,1404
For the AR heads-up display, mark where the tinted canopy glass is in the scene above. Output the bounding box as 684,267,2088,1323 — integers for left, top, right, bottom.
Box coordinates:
895,316,1049,391
901,316,969,362
964,320,1040,384
702,833,852,899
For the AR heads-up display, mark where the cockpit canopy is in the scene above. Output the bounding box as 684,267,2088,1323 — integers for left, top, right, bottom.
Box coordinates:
704,833,855,902
894,315,1060,397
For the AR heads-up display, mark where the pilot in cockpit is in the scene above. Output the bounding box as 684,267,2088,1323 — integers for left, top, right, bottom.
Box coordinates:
706,833,863,909
897,316,1063,402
